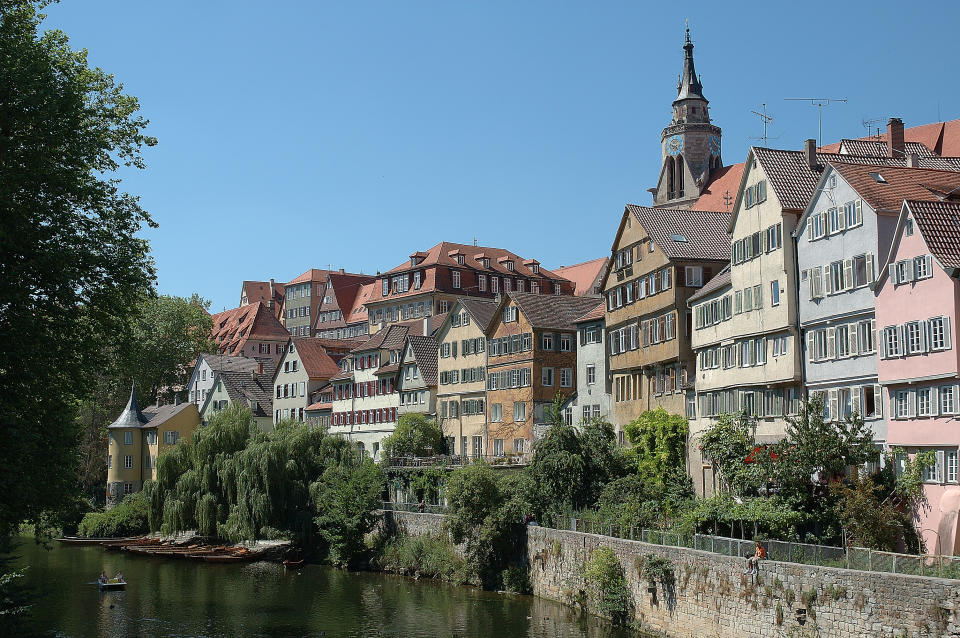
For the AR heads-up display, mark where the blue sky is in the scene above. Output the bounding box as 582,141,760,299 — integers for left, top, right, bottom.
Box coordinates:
42,1,959,312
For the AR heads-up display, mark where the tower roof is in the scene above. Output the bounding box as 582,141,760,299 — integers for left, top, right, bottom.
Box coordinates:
675,25,706,103
108,381,150,429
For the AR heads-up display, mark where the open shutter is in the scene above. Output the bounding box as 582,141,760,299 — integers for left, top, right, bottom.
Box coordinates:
849,325,859,356
843,259,854,290
925,255,934,278
807,332,816,362
808,271,816,300
852,387,862,417
827,329,837,359
888,263,897,285
944,317,953,349
824,265,834,295
874,385,883,417
829,390,839,422
807,221,814,241
907,390,917,418
899,326,907,356
938,450,947,483
922,320,931,353
889,393,897,419
905,261,915,283
931,387,940,416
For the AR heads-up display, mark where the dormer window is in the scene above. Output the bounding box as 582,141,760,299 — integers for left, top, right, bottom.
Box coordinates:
482,258,490,268
532,264,539,274
505,261,514,271
456,255,465,265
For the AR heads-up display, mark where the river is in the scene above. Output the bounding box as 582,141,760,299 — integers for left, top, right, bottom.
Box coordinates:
9,539,641,637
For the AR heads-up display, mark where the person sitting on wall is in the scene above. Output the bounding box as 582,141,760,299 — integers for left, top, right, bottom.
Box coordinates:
744,541,766,575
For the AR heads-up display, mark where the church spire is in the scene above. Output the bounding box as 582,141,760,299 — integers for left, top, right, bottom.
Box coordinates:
676,22,706,103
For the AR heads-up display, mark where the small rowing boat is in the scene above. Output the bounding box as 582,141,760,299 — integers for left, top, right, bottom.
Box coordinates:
98,578,126,590
282,558,306,568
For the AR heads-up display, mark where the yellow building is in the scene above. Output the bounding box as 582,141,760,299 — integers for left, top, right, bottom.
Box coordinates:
106,383,200,506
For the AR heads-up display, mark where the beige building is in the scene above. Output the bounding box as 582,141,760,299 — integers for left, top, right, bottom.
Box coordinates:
106,383,200,506
435,298,499,459
271,338,342,425
601,205,730,428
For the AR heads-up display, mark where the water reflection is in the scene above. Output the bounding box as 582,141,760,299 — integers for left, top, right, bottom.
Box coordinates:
9,540,640,638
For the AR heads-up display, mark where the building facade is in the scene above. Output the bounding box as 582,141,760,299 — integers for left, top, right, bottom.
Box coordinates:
106,384,200,506
366,242,574,335
397,334,438,419
271,338,342,425
435,298,498,459
485,292,602,458
200,367,274,432
561,301,614,434
187,354,264,410
210,301,290,363
313,272,378,340
875,199,960,555
602,205,730,428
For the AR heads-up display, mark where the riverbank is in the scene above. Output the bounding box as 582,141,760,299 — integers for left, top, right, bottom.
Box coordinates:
382,510,960,638
10,537,633,638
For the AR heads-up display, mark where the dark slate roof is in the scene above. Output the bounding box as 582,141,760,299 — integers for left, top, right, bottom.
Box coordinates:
108,383,150,429
688,264,732,304
905,200,960,269
142,402,196,428
407,335,438,386
625,205,731,261
374,363,400,376
508,292,608,331
458,297,499,330
201,353,261,374
219,370,273,418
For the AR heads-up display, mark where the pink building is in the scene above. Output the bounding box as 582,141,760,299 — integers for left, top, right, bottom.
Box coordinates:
875,198,960,555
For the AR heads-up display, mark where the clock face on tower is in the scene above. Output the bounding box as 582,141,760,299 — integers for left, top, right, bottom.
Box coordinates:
666,135,684,156
709,135,721,156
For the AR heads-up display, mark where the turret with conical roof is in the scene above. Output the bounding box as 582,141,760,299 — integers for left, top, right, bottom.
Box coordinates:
652,24,723,209
108,381,149,429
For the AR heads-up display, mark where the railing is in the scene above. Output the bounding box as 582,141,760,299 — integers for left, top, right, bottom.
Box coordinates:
847,547,960,579
386,453,531,468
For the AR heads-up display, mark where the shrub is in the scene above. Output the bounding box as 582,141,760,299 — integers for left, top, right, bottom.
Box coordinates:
78,490,150,537
377,533,469,585
582,547,631,624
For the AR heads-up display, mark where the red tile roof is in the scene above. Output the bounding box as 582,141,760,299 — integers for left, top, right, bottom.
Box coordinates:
292,338,343,380
626,205,731,261
314,273,377,331
211,302,289,355
345,282,377,325
573,300,606,324
821,119,960,157
551,258,608,296
306,401,332,411
904,200,960,269
839,140,935,158
691,163,745,212
240,280,285,318
831,163,960,212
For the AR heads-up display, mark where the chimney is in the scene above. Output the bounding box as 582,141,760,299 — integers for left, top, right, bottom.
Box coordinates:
804,139,817,170
423,316,430,336
257,361,264,374
269,278,275,297
906,152,920,168
887,117,905,158
339,268,345,274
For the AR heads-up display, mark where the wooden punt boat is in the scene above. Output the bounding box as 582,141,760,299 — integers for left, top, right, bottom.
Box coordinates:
98,579,127,590
282,558,306,568
202,554,256,563
58,536,139,546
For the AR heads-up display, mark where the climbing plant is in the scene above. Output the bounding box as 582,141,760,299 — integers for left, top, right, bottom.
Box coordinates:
625,408,690,490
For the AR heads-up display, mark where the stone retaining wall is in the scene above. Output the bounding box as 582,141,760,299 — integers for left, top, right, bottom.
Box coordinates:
528,525,960,638
379,511,960,637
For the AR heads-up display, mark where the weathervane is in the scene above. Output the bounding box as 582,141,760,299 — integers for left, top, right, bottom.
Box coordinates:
722,190,733,212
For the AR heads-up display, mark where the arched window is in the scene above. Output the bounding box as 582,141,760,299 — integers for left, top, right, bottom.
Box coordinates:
667,157,676,198
676,155,685,197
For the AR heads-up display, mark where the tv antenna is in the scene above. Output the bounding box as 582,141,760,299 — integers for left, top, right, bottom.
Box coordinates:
861,118,885,140
749,104,775,146
784,97,848,147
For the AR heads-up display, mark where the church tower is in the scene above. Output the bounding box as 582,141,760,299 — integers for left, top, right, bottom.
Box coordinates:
652,26,722,208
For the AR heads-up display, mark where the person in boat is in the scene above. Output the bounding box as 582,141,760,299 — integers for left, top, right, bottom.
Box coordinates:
99,571,107,584
114,571,124,582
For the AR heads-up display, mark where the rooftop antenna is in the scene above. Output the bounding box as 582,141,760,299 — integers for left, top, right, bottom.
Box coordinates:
861,118,885,140
721,189,733,212
784,97,848,147
749,104,775,146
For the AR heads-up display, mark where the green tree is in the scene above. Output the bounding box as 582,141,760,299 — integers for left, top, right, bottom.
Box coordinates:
625,408,689,487
698,412,761,495
0,0,157,542
380,412,447,460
